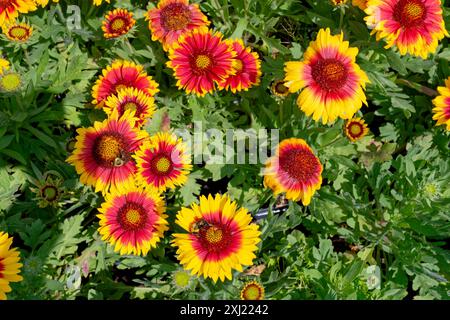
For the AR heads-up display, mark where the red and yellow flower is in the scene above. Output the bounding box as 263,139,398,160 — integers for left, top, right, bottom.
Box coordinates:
217,39,261,93
134,132,192,192
104,87,156,128
33,0,59,7
353,0,368,9
344,117,369,141
432,77,450,131
93,0,110,5
92,60,159,107
0,232,23,300
284,28,369,124
172,194,261,282
67,110,148,194
3,21,32,42
0,0,36,26
365,0,448,58
102,8,135,39
0,58,9,75
331,0,349,5
97,185,168,256
264,138,323,206
167,28,236,96
146,0,210,51
240,281,265,300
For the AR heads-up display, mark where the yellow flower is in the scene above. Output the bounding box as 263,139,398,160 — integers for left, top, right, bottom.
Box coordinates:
0,232,23,300
344,117,369,142
284,28,369,124
432,77,450,131
240,280,265,300
172,194,261,282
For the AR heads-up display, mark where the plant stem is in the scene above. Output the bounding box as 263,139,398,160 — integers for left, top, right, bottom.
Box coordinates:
396,78,438,97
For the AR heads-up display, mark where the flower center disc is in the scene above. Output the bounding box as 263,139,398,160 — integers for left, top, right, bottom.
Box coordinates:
0,73,21,91
394,0,426,27
122,101,139,114
205,226,223,244
349,123,363,136
312,59,348,91
42,185,58,201
9,26,28,39
279,148,320,182
110,17,127,32
234,59,244,73
118,203,147,231
161,3,192,31
275,82,288,94
198,224,232,252
93,134,128,167
151,153,173,175
242,284,263,300
195,54,212,69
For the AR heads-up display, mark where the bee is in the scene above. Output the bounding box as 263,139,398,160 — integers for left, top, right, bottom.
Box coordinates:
113,149,130,167
191,219,211,234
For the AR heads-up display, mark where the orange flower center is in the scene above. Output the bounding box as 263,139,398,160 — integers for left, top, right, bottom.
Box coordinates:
242,283,264,300
394,0,426,27
161,3,192,31
110,17,127,32
9,26,29,40
205,226,223,244
234,59,244,73
279,148,321,182
115,84,128,92
93,133,129,168
118,203,147,231
197,223,234,253
195,54,212,69
151,153,173,175
312,59,348,92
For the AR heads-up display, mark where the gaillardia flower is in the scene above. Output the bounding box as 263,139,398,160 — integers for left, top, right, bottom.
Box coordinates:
167,28,236,96
0,0,36,26
240,281,265,300
97,185,168,256
67,110,148,194
0,232,23,300
0,58,10,75
365,0,448,58
217,39,261,93
92,60,159,106
344,117,369,141
432,76,450,131
102,8,135,39
271,79,290,97
284,28,369,124
353,0,368,9
172,194,261,282
331,0,349,5
104,87,156,128
33,0,59,7
172,270,192,289
264,138,323,206
146,0,210,51
0,71,21,92
3,21,32,42
93,0,110,5
134,132,192,192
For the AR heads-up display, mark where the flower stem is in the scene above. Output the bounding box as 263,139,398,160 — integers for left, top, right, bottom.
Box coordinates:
396,78,438,97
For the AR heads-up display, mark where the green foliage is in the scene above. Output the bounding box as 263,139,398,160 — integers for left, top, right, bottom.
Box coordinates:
1,0,449,300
